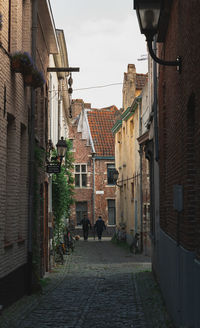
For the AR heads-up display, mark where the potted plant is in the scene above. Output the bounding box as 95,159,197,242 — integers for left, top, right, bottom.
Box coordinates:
11,51,33,74
20,52,34,74
11,52,24,72
32,69,45,89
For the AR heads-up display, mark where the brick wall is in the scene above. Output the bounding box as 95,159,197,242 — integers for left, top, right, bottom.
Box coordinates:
69,107,116,228
158,0,200,255
0,0,31,290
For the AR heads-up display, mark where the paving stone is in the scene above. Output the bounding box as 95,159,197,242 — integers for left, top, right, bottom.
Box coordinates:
0,238,174,328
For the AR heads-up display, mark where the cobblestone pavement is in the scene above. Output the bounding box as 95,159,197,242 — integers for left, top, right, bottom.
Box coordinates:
0,238,175,328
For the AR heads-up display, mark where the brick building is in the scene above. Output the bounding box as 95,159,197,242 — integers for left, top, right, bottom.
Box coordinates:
134,1,200,326
69,100,118,232
0,0,58,308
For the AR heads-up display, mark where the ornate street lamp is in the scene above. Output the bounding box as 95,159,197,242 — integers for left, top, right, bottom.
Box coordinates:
56,137,68,163
113,169,122,188
134,0,181,71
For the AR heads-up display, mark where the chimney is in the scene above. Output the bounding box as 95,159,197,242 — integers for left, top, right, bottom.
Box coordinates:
71,99,84,118
122,64,136,110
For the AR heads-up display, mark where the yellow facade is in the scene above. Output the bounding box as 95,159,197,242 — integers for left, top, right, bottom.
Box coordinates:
114,102,141,241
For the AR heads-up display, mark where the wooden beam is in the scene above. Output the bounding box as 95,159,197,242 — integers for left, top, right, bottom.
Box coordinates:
47,67,80,72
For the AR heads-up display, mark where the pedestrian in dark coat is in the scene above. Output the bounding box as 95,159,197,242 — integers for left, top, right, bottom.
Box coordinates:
94,216,106,241
80,215,91,241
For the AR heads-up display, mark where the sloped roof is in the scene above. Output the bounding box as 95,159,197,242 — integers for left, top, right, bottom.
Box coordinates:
136,73,148,90
87,105,119,157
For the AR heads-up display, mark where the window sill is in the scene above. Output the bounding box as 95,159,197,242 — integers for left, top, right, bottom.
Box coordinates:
4,241,13,249
17,238,25,245
75,186,90,189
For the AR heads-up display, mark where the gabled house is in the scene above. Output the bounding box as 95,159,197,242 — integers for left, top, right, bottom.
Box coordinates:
69,100,118,233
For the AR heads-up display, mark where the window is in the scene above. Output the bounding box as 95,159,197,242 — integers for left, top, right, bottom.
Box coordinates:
75,164,87,187
108,200,116,225
76,202,88,225
107,164,115,185
69,139,73,150
131,182,134,199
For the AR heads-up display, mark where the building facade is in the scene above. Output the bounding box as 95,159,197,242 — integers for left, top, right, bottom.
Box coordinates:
112,64,149,251
156,1,200,326
69,100,118,233
47,28,71,269
135,1,200,326
0,0,60,308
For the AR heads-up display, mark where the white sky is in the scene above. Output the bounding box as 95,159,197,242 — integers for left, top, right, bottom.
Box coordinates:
50,0,148,109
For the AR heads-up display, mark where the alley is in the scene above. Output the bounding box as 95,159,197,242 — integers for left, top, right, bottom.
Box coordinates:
0,238,174,328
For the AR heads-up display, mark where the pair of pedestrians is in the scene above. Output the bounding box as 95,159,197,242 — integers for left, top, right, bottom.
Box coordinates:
80,215,106,241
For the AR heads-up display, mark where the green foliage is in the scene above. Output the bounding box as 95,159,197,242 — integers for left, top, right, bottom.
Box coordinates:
52,139,74,245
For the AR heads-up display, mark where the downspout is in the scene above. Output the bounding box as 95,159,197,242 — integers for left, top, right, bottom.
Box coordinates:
85,111,96,225
92,153,96,226
138,97,143,253
28,0,38,294
58,78,62,140
153,39,159,161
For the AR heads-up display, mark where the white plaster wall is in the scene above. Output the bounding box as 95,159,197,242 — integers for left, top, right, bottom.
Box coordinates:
49,55,59,147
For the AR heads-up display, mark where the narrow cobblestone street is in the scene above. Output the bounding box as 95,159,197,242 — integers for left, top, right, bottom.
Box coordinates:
0,238,174,328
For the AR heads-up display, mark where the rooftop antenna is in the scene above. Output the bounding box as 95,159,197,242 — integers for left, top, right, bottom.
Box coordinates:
137,54,148,61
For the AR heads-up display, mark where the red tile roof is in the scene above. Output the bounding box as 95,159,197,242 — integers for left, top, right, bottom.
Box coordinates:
136,73,148,89
87,105,119,157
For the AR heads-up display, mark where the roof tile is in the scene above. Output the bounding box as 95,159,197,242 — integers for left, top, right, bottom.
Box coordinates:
87,105,119,157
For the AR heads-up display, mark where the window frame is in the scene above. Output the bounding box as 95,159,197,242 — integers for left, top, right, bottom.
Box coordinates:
107,199,116,226
74,163,87,188
107,163,116,185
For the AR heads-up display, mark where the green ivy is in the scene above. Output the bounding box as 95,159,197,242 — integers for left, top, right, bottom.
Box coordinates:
52,139,74,246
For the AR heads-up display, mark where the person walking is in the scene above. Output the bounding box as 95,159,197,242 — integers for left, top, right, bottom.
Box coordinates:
94,216,106,241
80,214,92,241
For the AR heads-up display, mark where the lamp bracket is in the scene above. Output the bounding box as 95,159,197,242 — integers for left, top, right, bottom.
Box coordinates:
147,40,181,72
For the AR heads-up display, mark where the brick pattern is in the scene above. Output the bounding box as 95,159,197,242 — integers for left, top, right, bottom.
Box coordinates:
0,0,53,295
69,102,116,227
0,0,31,280
158,0,200,254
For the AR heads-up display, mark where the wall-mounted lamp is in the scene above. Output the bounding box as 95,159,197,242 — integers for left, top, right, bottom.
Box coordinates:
134,0,181,72
56,137,68,164
68,73,73,95
113,169,122,188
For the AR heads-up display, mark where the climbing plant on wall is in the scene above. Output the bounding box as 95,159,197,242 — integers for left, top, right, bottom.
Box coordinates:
52,139,74,245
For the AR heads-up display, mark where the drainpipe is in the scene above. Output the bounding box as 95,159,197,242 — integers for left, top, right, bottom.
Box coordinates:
138,97,143,253
92,153,96,226
58,78,62,140
153,39,159,161
28,0,38,294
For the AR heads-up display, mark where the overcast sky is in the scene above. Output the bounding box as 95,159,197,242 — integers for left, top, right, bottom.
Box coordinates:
50,0,148,109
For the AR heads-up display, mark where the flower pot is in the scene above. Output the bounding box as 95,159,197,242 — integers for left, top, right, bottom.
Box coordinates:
24,74,33,86
11,58,23,73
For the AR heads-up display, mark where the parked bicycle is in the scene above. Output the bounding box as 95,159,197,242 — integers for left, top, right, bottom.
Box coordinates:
64,228,75,254
55,241,65,264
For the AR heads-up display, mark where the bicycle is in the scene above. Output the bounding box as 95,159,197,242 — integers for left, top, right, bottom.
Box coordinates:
64,229,75,254
55,242,65,264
